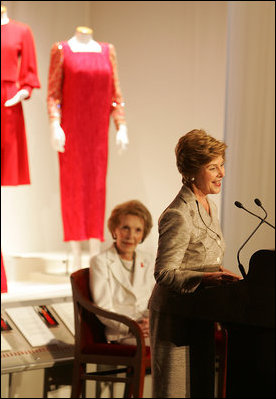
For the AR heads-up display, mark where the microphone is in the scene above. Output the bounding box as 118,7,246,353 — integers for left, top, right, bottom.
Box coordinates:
234,201,275,229
254,198,262,207
254,198,275,229
235,200,268,279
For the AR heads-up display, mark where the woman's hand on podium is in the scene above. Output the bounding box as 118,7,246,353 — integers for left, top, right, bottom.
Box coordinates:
202,268,241,286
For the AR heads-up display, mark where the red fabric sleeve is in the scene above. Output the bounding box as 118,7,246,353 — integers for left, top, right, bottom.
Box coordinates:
18,24,41,98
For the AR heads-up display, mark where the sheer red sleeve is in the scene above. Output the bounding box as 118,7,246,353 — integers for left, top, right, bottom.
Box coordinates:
19,24,41,98
109,44,126,130
47,42,64,121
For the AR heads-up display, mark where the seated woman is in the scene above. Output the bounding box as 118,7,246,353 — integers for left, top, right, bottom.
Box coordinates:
89,199,155,345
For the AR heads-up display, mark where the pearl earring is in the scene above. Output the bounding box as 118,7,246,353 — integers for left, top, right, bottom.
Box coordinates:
191,177,195,181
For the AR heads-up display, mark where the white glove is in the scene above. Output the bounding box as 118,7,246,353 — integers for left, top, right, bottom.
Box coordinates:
116,124,129,154
50,119,65,153
4,89,29,107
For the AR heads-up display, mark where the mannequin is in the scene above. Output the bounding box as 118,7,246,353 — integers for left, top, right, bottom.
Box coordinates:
47,27,128,269
70,238,101,269
1,6,29,107
1,5,40,290
68,26,102,52
1,5,8,24
49,26,128,154
1,6,40,186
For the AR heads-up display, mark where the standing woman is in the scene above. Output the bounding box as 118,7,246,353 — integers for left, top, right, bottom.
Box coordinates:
149,129,240,398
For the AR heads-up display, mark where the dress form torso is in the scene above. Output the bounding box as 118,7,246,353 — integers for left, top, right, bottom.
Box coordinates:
1,6,9,25
67,26,102,53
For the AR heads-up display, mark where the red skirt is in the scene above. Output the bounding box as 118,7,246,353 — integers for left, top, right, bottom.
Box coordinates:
1,81,30,185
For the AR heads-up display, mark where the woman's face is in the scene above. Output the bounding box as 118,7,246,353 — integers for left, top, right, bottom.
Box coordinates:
114,214,145,260
194,155,225,196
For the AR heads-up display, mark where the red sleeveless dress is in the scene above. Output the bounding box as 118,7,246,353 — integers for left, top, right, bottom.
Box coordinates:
47,41,125,242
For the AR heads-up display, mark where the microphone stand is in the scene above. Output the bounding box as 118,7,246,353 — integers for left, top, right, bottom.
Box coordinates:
236,205,268,279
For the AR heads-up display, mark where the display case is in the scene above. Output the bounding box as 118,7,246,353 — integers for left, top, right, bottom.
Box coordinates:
1,254,75,397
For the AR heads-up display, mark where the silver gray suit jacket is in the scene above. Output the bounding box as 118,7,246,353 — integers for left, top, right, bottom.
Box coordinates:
149,184,225,316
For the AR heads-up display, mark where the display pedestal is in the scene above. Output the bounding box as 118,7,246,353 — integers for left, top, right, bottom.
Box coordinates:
3,251,91,284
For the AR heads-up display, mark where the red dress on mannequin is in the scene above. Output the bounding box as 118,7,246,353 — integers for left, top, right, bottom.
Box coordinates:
1,19,40,185
47,41,125,242
1,252,7,293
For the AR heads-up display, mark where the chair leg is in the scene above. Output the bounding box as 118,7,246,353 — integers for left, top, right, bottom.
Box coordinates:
132,364,146,398
95,381,101,398
71,362,85,398
43,368,50,398
218,349,227,398
216,328,228,398
82,380,86,398
123,367,133,398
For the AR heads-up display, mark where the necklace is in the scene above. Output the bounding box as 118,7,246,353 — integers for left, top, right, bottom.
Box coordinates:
197,197,210,215
119,252,136,273
196,200,221,241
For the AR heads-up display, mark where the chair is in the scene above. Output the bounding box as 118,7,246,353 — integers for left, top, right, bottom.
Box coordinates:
70,268,151,398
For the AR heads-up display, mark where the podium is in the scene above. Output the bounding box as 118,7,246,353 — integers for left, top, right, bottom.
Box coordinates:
191,249,275,398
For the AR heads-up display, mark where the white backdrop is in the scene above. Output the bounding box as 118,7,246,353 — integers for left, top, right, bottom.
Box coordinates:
1,1,275,276
222,1,275,271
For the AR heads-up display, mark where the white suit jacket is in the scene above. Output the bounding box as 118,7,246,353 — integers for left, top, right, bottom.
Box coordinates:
89,244,155,342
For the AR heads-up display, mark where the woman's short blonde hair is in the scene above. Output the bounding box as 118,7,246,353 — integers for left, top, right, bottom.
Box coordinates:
175,129,227,184
108,200,153,242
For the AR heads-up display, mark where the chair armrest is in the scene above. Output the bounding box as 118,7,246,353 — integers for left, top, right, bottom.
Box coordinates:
71,276,146,353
